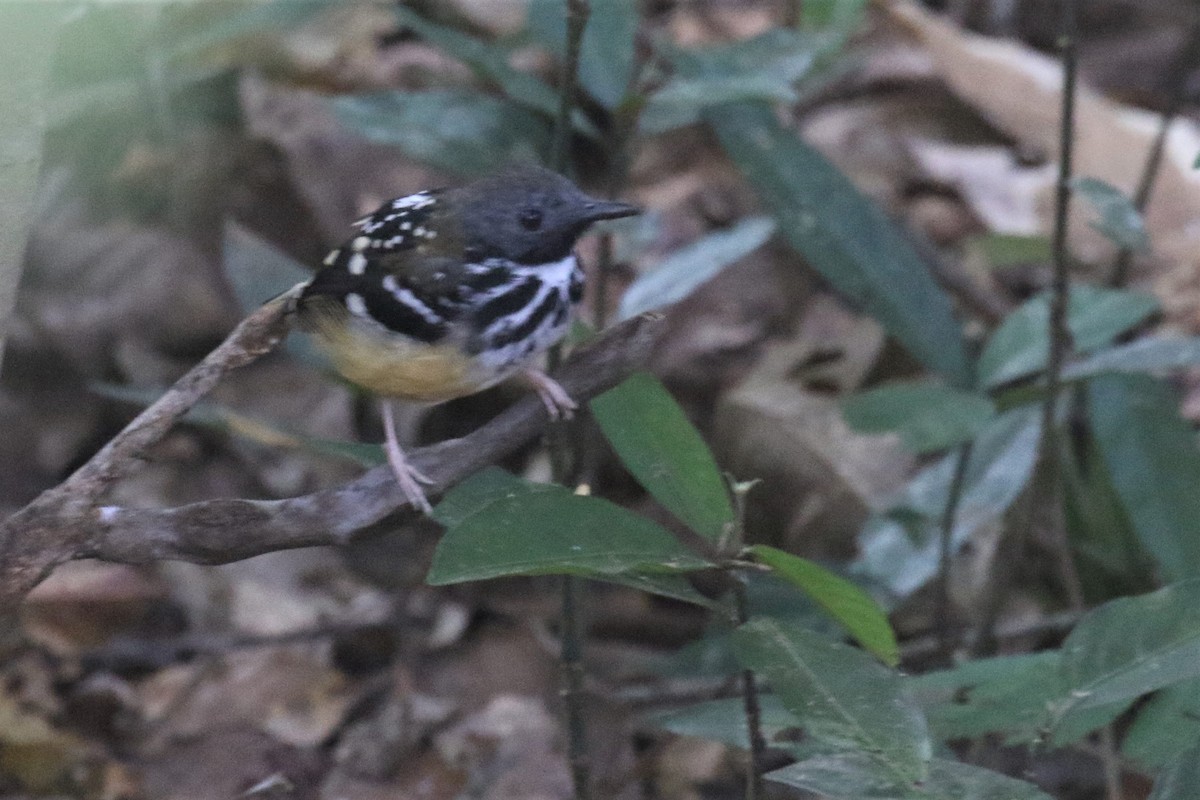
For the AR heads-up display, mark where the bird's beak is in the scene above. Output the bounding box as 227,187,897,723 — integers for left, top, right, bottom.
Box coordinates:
582,198,641,222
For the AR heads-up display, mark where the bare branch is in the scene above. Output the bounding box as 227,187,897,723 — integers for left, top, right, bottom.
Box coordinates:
81,312,664,565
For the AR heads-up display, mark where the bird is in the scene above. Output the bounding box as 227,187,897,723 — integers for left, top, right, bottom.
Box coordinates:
295,164,640,514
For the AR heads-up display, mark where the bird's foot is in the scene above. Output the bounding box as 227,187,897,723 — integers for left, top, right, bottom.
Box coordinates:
382,401,435,515
523,367,578,420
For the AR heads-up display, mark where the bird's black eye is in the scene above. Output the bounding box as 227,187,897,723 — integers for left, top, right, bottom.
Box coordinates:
519,208,543,231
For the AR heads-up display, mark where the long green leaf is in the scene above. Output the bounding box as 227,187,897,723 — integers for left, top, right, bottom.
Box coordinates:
766,753,1052,800
843,382,996,454
853,407,1041,603
1089,374,1200,581
428,470,710,584
642,29,822,133
525,0,637,110
590,373,733,542
618,217,775,320
392,4,594,137
978,285,1158,388
331,89,548,177
706,101,969,384
652,695,814,756
1072,176,1149,252
733,618,930,784
1064,335,1200,383
749,545,897,665
1049,579,1200,735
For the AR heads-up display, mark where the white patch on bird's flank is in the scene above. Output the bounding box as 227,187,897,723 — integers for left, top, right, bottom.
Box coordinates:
381,275,443,325
384,235,405,248
323,249,340,266
352,236,370,252
477,254,578,372
399,221,412,231
413,227,427,237
392,191,433,210
346,293,368,316
348,253,368,275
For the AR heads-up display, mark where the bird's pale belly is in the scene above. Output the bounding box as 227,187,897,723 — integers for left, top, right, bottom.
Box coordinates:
311,320,503,402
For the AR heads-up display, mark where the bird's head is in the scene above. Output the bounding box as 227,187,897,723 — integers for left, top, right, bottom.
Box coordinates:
450,165,639,265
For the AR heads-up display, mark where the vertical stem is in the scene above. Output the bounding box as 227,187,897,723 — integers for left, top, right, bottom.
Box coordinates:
551,4,592,799
935,442,972,664
1110,14,1200,288
733,579,766,800
552,0,590,173
560,572,591,800
975,0,1082,654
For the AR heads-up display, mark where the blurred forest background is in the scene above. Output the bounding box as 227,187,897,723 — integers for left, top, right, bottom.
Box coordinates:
7,0,1200,798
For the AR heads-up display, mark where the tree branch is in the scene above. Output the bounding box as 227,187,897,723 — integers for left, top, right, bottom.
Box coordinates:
2,310,663,592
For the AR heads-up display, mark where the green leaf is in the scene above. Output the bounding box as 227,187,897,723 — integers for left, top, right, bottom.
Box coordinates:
913,651,1126,748
800,0,870,45
652,694,814,755
1147,744,1200,800
748,545,897,666
913,652,1064,744
590,373,734,541
978,285,1158,388
853,407,1041,603
1089,374,1200,581
969,233,1053,269
331,89,548,177
526,0,638,110
706,101,970,385
1071,176,1149,252
1122,678,1200,769
733,618,930,784
842,382,996,454
642,30,822,133
1063,335,1200,383
391,5,595,137
766,754,1052,800
1049,579,1200,736
618,216,775,319
427,471,710,584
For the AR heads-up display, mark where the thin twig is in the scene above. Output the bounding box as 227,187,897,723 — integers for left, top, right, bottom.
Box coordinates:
934,442,972,664
975,0,1083,654
0,311,663,623
552,0,590,173
551,3,594,799
1109,13,1200,288
733,579,766,800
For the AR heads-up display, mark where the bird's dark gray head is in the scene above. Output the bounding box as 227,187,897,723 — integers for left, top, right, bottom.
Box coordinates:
451,165,639,265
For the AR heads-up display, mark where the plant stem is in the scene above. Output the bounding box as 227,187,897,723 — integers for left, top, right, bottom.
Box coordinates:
551,4,592,798
552,0,590,173
733,579,766,800
976,0,1081,654
1109,14,1200,288
935,442,972,664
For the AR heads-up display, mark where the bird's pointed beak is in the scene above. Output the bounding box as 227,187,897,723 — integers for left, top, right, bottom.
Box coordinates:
581,198,641,222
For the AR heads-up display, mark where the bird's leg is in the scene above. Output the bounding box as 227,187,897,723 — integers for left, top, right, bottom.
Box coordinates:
381,401,434,514
522,367,578,420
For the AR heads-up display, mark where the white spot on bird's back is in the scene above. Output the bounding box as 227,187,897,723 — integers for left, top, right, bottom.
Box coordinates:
323,249,340,266
348,253,368,275
352,236,370,252
346,293,368,316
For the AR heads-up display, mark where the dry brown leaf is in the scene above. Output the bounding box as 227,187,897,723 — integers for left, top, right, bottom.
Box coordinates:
887,0,1200,274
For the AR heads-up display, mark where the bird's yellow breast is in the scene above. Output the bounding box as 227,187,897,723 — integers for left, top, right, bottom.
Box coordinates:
309,315,488,403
